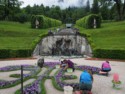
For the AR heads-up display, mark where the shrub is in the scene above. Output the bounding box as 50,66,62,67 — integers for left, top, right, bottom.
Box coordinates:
31,32,48,50
31,15,36,28
76,14,101,29
93,48,125,59
31,15,62,29
0,49,32,59
16,49,32,57
18,14,27,23
14,13,27,23
0,49,10,58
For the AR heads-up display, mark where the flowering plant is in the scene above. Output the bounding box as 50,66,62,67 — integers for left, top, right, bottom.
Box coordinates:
0,65,40,89
112,73,121,84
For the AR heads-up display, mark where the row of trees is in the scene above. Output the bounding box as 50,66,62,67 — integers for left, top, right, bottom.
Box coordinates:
0,0,125,23
93,0,125,21
0,0,23,20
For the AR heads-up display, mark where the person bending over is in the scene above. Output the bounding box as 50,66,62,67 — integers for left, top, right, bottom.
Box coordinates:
79,70,93,94
99,61,111,76
61,59,75,71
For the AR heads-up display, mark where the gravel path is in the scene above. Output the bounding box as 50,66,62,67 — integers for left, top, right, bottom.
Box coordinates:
49,68,59,76
44,80,63,94
0,70,30,81
37,67,47,76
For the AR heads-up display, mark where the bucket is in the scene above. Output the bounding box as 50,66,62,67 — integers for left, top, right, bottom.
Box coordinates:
56,65,60,69
67,68,73,73
64,86,73,94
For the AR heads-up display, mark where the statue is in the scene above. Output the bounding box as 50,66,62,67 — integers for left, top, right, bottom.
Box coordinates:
37,57,44,68
35,19,39,29
93,18,96,28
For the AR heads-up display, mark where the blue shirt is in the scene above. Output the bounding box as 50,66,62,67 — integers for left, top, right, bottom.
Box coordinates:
80,70,92,84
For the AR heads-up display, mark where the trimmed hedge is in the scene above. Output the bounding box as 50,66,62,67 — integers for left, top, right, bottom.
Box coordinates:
0,49,10,58
76,14,101,29
31,32,48,50
93,48,125,59
31,15,62,29
0,49,32,58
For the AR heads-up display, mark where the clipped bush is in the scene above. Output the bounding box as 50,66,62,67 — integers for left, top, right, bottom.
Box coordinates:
0,49,10,58
31,32,48,50
76,14,101,29
31,15,62,29
16,49,32,57
93,48,125,59
31,15,36,28
0,49,32,59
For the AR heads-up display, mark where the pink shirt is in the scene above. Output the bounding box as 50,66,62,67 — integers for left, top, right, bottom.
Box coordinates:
102,62,111,69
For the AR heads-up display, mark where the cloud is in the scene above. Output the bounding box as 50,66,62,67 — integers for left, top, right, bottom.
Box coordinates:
19,0,92,8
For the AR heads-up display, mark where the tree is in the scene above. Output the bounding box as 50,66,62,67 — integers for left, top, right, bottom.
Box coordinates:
0,0,4,5
100,5,110,20
91,0,100,14
85,0,90,13
98,0,112,20
112,0,125,20
98,0,125,20
1,0,23,20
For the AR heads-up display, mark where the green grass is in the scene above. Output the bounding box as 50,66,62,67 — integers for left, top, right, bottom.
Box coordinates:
76,21,125,49
1,21,125,56
0,21,52,49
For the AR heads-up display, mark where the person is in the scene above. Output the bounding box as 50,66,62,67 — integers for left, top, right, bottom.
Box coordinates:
79,70,93,94
60,59,75,71
60,59,67,69
99,61,111,76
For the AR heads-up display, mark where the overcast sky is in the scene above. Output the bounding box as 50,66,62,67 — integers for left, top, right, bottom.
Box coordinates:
19,0,93,9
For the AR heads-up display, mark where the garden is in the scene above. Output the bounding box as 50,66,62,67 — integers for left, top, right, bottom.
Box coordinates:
0,61,101,94
0,0,125,94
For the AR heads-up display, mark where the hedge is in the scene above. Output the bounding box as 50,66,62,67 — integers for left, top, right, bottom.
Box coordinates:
0,49,10,58
0,49,32,58
31,32,48,50
76,14,101,29
93,48,125,59
31,15,62,29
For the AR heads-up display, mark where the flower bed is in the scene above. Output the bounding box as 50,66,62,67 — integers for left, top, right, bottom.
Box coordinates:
54,65,101,90
75,65,101,74
21,67,54,94
0,65,34,72
0,65,40,89
0,62,101,93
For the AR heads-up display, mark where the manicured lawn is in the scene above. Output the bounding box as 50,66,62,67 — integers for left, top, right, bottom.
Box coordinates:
1,21,125,56
76,21,125,49
0,21,49,49
0,37,35,49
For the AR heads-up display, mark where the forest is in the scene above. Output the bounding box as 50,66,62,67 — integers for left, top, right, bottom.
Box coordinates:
0,0,125,23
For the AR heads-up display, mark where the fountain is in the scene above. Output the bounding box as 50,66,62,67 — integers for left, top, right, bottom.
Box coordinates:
33,28,92,57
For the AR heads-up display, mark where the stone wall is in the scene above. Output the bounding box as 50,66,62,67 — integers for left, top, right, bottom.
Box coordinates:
33,35,92,56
